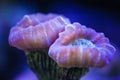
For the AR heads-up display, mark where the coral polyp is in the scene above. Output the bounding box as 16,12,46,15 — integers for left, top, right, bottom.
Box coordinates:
9,13,70,50
48,22,116,68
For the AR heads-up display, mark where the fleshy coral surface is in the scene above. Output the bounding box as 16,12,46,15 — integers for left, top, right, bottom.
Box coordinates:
49,22,116,68
9,13,70,50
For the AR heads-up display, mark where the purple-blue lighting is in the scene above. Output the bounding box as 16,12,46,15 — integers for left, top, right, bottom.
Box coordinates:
0,0,120,80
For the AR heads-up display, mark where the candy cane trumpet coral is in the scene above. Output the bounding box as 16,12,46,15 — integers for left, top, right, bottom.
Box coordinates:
8,13,70,50
8,13,88,80
48,22,116,68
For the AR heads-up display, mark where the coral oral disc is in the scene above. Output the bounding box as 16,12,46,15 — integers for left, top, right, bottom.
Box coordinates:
48,22,116,68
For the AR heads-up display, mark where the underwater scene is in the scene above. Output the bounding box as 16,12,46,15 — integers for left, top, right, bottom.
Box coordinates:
0,0,120,80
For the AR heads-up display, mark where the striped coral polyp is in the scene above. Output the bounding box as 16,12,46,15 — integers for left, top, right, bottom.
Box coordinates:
48,22,116,68
9,13,70,50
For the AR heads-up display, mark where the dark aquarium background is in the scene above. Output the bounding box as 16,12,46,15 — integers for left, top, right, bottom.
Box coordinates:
0,0,120,80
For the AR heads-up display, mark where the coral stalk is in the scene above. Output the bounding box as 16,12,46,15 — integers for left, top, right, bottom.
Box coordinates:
26,50,88,80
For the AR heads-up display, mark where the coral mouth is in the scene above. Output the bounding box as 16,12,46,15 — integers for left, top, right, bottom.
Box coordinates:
70,38,95,48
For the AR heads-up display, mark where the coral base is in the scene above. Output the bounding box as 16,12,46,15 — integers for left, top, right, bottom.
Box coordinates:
25,49,88,80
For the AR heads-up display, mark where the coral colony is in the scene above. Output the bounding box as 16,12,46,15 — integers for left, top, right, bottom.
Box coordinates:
8,13,116,80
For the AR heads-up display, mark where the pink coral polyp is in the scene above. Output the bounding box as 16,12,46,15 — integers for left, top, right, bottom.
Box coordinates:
48,22,116,68
9,13,70,50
